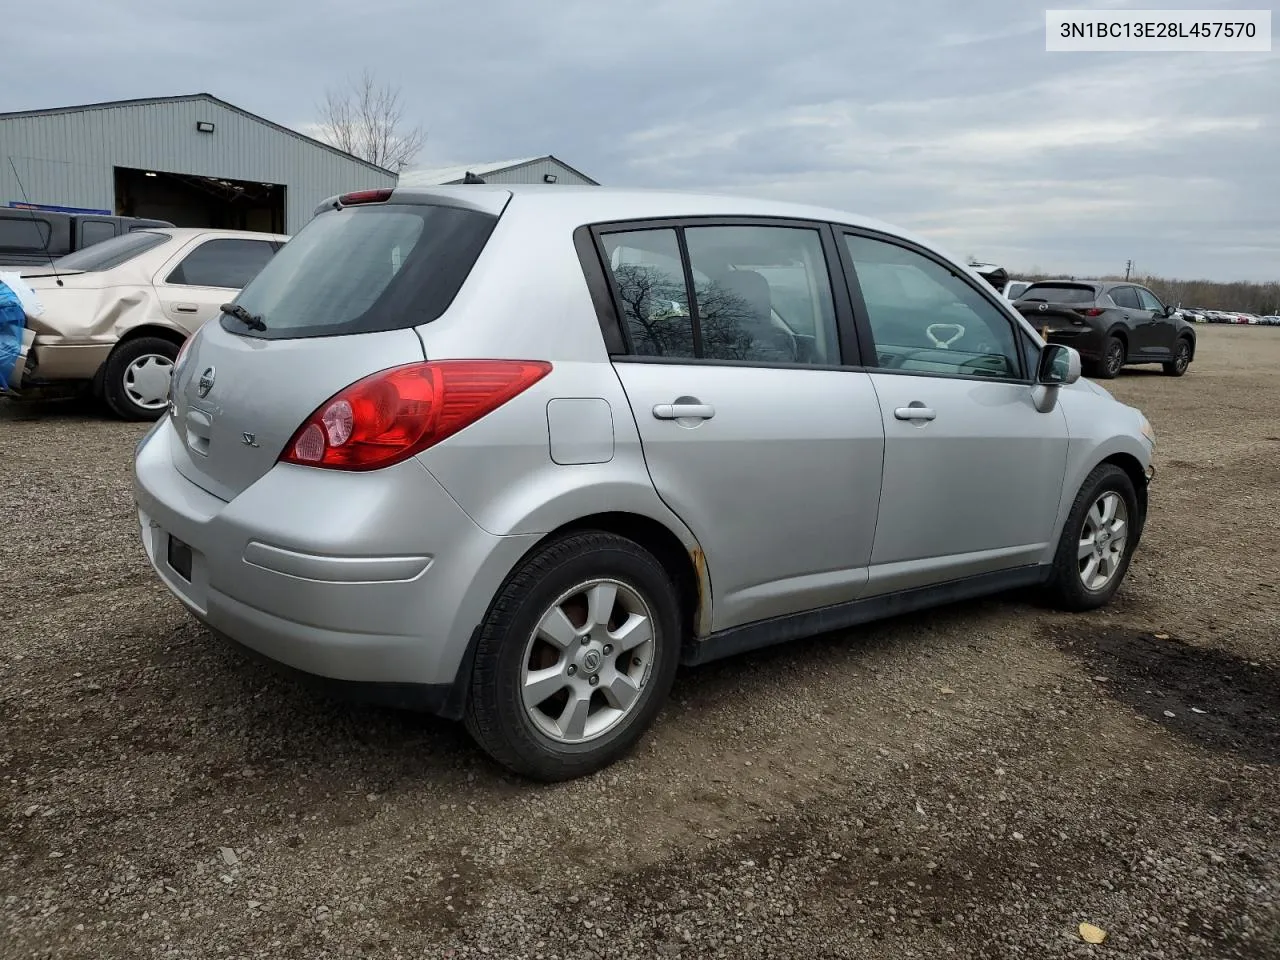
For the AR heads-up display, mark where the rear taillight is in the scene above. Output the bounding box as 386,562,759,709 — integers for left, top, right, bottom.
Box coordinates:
280,360,552,471
1082,308,1105,317
338,189,394,206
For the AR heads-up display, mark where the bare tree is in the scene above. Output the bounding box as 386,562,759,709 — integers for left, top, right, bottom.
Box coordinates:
317,70,425,172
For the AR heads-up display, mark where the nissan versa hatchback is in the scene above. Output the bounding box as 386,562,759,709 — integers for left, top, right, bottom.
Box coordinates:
134,186,1157,781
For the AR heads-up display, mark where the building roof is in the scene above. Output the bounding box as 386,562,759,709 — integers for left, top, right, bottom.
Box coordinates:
0,93,397,178
398,155,599,187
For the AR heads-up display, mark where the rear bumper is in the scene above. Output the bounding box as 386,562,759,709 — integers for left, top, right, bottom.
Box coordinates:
133,420,538,711
27,338,112,382
1040,327,1106,361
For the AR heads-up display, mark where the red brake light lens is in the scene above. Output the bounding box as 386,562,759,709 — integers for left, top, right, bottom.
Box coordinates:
280,360,552,471
338,189,394,206
1082,307,1105,317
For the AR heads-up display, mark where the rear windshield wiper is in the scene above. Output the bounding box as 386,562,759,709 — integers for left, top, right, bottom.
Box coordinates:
221,303,266,331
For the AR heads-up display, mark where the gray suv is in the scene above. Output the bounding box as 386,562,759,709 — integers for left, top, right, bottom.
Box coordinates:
134,186,1157,781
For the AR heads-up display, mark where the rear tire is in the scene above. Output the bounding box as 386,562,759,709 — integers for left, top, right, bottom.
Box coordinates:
1163,338,1192,376
1090,336,1125,380
102,336,178,421
1042,464,1140,612
464,531,682,781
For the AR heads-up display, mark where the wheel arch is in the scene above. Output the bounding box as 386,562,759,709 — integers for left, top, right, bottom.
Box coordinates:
94,324,189,389
1177,330,1196,359
1099,451,1148,524
441,510,709,724
1105,326,1129,351
539,511,706,647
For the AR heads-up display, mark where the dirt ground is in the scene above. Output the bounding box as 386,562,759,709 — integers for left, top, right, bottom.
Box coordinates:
2,326,1278,960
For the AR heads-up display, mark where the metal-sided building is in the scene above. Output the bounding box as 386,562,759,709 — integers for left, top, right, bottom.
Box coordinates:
0,94,396,235
398,156,599,188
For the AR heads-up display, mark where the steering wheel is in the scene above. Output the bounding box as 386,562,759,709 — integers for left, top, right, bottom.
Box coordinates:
926,323,965,349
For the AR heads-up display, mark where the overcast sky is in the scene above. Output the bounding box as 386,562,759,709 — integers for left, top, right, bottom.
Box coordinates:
4,0,1276,281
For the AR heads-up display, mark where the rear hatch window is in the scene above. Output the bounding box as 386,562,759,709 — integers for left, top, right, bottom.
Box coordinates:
225,203,498,340
1018,283,1097,304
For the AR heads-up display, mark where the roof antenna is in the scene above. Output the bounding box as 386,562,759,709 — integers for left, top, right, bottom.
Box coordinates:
462,171,486,184
7,156,62,287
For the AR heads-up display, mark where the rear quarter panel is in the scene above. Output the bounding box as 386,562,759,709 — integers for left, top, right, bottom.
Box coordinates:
411,204,712,630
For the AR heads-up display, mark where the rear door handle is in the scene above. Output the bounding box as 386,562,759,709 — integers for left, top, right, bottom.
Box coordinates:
173,303,199,314
653,403,715,421
894,406,936,422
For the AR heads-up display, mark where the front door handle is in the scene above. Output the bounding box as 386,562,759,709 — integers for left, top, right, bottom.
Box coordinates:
894,405,936,422
653,403,715,421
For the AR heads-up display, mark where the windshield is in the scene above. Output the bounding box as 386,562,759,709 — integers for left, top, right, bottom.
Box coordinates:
1018,283,1097,304
55,231,171,271
227,203,497,339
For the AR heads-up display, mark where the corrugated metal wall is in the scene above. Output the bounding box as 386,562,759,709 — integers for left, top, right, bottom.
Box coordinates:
478,159,596,186
0,97,396,233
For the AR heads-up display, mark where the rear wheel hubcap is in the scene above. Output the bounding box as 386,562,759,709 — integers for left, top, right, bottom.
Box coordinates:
124,354,174,409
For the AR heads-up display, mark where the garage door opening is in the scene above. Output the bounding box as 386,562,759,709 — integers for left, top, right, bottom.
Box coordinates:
114,167,286,233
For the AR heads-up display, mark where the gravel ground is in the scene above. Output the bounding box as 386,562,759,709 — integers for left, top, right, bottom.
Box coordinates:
2,326,1278,960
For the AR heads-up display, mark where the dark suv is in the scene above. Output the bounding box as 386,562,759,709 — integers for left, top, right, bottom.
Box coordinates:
1014,281,1196,379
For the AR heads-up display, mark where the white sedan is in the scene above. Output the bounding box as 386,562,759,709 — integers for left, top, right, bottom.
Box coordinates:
11,227,288,419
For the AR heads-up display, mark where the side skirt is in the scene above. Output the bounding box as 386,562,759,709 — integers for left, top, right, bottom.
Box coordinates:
682,565,1052,667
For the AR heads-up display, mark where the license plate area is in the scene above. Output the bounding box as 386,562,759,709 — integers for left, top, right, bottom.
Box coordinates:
167,534,193,582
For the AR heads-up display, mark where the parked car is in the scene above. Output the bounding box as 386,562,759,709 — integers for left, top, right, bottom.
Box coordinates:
1260,315,1280,326
134,185,1156,781
1002,280,1032,301
1014,280,1196,378
9,227,288,418
0,209,173,269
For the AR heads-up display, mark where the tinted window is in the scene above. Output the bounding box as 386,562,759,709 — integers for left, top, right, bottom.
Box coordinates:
601,229,695,358
55,231,171,271
1019,283,1097,304
1007,281,1030,299
1110,286,1141,309
845,234,1021,380
0,216,52,251
167,238,276,288
228,203,497,340
1136,288,1164,312
79,220,116,246
684,225,838,364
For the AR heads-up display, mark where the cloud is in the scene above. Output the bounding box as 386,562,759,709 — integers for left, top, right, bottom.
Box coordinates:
1,0,1276,280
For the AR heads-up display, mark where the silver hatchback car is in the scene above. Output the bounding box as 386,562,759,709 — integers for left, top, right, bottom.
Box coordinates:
134,185,1156,780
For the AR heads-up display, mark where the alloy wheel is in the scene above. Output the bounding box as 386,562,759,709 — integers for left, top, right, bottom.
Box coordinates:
1078,491,1129,591
1175,342,1190,373
1106,343,1124,376
520,579,655,744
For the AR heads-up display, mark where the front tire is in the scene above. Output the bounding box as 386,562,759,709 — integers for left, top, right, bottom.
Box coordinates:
1163,338,1192,376
1042,464,1141,612
464,531,682,781
102,336,178,421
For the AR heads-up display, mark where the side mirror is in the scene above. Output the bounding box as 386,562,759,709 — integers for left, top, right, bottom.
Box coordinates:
1038,343,1081,385
1164,304,1176,317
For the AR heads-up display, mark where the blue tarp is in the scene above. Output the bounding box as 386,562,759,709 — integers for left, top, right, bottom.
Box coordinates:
0,281,26,390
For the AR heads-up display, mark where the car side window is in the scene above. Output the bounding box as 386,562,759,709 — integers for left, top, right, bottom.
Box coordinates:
683,225,839,364
843,234,1022,380
166,238,277,289
1111,286,1141,310
601,229,696,359
1136,288,1164,312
